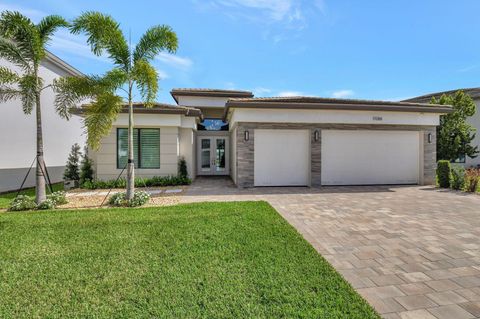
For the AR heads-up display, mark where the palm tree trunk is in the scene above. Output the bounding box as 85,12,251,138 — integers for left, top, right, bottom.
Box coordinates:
35,89,47,204
126,83,134,200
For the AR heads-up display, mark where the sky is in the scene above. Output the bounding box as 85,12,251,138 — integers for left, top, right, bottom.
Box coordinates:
3,0,480,104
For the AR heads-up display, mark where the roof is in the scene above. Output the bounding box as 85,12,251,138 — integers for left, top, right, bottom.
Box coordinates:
171,88,253,103
402,87,480,103
44,50,84,77
74,102,202,118
223,96,453,120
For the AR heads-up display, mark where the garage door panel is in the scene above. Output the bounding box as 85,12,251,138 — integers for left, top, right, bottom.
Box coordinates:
254,129,310,186
321,130,420,185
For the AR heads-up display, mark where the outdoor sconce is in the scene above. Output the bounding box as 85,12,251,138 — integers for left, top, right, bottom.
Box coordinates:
428,133,432,143
314,130,320,142
244,130,249,141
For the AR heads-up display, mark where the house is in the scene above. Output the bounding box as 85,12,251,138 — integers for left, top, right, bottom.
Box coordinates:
0,52,86,193
89,88,452,187
404,88,480,168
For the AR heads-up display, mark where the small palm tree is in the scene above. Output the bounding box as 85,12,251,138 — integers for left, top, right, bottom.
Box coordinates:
0,11,69,204
64,12,178,200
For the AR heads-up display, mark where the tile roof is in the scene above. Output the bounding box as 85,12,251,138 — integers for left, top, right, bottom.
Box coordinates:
403,87,480,103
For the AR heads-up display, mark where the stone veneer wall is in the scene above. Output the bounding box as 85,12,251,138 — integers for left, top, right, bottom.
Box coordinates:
234,122,437,188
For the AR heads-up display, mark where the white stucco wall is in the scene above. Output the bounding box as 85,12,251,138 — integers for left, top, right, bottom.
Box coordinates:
176,96,230,108
0,58,85,192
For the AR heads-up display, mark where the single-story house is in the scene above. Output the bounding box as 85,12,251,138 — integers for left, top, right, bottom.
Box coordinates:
0,51,86,193
88,88,452,187
404,88,480,168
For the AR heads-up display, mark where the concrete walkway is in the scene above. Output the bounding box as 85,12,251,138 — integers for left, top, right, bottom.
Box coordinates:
182,177,480,319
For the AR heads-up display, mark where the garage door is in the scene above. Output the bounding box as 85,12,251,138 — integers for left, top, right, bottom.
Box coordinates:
321,130,420,185
254,129,310,186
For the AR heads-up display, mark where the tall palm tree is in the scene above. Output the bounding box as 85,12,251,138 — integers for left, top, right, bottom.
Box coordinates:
65,12,178,200
0,11,69,204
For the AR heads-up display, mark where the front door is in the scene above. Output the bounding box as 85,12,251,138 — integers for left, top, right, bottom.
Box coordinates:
197,136,229,175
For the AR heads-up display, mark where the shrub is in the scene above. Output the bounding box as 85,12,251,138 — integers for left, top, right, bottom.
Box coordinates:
82,176,191,189
465,168,480,192
47,191,68,206
437,160,451,188
64,143,81,181
8,195,37,211
178,157,188,178
108,190,151,207
450,165,465,190
37,199,55,210
79,147,94,185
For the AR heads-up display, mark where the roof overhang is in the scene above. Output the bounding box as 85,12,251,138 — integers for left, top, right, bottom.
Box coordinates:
223,98,453,121
171,89,253,104
44,51,84,77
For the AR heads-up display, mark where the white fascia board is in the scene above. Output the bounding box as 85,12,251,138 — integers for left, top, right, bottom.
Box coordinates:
114,114,182,127
229,108,440,127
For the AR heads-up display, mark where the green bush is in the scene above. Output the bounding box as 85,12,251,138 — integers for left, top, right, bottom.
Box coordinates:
82,175,191,189
37,199,56,210
8,195,37,211
437,160,451,188
108,190,151,207
79,147,94,185
465,168,480,192
178,157,188,178
450,165,465,190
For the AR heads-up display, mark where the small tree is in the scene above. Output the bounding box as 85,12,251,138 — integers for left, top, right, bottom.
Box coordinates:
79,146,94,185
64,143,81,181
178,157,188,179
431,91,479,162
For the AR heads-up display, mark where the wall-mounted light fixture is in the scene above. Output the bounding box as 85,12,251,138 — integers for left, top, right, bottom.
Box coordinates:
428,133,432,144
314,130,320,142
244,130,249,141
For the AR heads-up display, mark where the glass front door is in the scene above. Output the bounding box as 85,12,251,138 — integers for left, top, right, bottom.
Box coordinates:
197,136,229,175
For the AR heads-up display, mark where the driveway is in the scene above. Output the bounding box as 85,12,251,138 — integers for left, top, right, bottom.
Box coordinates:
182,177,480,319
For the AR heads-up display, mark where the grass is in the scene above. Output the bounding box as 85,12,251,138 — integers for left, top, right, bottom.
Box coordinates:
0,202,379,318
0,183,64,209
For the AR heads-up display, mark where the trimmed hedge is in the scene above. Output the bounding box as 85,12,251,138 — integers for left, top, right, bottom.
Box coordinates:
437,160,451,188
82,175,191,190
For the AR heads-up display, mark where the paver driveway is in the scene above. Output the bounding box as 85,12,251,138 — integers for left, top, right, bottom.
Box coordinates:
182,177,480,319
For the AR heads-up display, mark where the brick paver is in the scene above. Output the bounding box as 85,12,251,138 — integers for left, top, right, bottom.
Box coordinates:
182,177,480,318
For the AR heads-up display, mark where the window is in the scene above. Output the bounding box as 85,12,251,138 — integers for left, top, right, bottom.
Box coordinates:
198,119,229,131
117,128,160,169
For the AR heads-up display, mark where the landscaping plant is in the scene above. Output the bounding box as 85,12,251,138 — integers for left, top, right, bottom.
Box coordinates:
56,12,178,201
437,160,451,188
465,168,480,193
47,191,68,206
79,146,94,185
0,11,70,204
37,199,55,210
64,143,81,182
178,157,188,178
82,175,190,189
108,190,150,207
431,91,479,162
450,165,465,190
8,195,37,211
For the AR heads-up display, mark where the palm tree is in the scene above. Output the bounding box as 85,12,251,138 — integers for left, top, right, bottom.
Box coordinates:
0,11,69,204
66,12,178,200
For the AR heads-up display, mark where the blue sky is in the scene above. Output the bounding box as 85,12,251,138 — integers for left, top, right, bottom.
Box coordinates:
3,0,480,103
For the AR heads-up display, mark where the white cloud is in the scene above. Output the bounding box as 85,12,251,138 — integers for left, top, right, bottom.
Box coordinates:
332,90,354,98
48,30,108,63
156,69,169,80
215,0,293,22
224,81,236,89
278,90,302,97
253,87,272,96
0,3,46,21
156,52,193,70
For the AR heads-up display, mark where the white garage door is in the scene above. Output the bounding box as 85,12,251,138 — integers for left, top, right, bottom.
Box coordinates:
321,130,420,185
254,129,310,186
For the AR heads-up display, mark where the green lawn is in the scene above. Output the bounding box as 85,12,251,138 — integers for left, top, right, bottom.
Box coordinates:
0,202,379,318
0,183,64,209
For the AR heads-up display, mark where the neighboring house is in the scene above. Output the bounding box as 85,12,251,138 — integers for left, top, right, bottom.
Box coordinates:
88,88,451,187
0,52,86,193
404,88,480,167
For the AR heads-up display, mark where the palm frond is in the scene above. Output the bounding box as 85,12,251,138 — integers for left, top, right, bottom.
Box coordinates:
132,59,158,106
133,25,178,62
37,15,69,47
0,11,40,63
0,66,20,84
71,12,130,69
84,92,123,149
19,75,40,114
0,85,21,102
0,34,31,72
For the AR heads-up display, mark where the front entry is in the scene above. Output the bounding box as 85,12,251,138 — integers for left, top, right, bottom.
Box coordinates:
197,136,229,175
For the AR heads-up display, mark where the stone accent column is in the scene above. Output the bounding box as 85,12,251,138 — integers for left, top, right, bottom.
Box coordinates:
236,124,254,187
423,128,437,185
311,129,322,186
